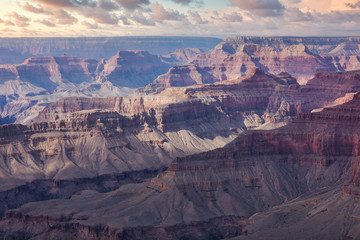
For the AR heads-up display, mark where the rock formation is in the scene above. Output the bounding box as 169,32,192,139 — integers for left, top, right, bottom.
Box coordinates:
0,69,308,191
2,88,360,239
140,37,360,93
0,50,175,124
100,50,171,88
162,48,203,65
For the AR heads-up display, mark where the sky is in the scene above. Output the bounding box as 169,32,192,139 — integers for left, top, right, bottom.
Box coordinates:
0,0,360,38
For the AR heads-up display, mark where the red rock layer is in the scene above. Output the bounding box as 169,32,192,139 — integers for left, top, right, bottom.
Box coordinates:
140,38,360,92
162,92,360,197
38,68,301,128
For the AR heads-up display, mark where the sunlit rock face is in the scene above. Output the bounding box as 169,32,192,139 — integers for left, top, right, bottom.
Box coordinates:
3,85,360,239
139,37,360,93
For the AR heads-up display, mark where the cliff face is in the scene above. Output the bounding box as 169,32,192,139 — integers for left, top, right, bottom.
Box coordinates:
100,50,171,88
0,51,171,91
3,91,360,239
162,48,203,65
38,68,301,126
47,69,360,129
140,37,360,92
8,55,99,92
0,69,305,191
3,37,360,124
213,36,360,56
0,50,173,124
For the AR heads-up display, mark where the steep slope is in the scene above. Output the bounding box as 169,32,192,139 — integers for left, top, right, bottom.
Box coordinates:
0,69,303,190
3,88,360,239
0,50,173,124
140,37,360,92
38,68,301,127
161,48,203,65
212,36,360,56
100,50,171,88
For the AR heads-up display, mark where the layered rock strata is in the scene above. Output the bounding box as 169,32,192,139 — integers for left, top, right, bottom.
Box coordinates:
140,38,360,93
3,91,360,239
0,50,173,124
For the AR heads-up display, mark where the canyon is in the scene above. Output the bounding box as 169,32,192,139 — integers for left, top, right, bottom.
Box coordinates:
2,36,360,126
140,37,360,94
0,66,359,238
0,48,204,125
1,73,360,239
0,36,360,239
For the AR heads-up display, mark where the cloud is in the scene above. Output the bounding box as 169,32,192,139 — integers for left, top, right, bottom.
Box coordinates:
32,0,97,8
313,10,360,23
285,7,313,22
78,9,120,24
286,0,302,4
32,0,121,12
131,11,155,25
98,0,120,10
171,0,192,4
221,12,243,22
53,9,78,24
188,10,208,24
170,0,203,6
0,18,16,26
119,15,132,25
19,2,53,15
4,21,15,26
30,0,129,26
8,12,31,27
346,1,360,8
37,19,57,27
115,0,150,10
82,21,99,29
0,28,16,32
150,2,187,22
230,0,285,17
9,12,30,22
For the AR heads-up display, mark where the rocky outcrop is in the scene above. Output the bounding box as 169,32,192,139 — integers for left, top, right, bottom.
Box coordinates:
162,48,203,65
299,70,360,112
0,168,163,220
39,68,302,126
141,37,360,92
0,50,172,124
211,36,360,56
193,43,337,84
0,51,171,92
0,69,305,190
100,50,171,88
3,90,360,240
6,55,99,92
